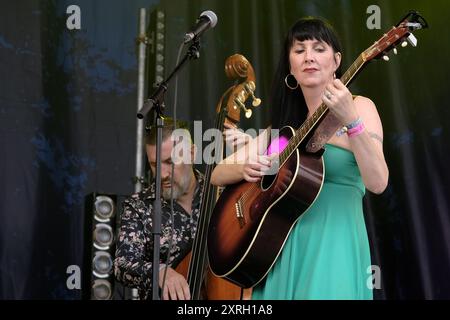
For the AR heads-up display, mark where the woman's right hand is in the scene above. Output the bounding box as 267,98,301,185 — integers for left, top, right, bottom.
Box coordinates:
241,154,275,183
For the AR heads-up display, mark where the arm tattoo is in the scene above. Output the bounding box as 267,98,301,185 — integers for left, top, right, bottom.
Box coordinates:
369,132,383,144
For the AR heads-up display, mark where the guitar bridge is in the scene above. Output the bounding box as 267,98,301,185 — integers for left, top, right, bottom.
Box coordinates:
235,200,246,228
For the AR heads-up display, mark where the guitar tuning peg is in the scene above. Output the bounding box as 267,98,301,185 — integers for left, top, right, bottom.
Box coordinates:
407,33,418,47
401,40,408,48
393,48,398,55
382,55,390,61
245,109,252,118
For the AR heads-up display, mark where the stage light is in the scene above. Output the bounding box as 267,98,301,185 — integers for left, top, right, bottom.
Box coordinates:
92,279,112,300
93,223,114,249
94,196,115,221
147,8,166,89
92,251,113,277
83,193,118,300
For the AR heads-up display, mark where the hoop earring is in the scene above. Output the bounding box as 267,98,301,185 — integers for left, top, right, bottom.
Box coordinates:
285,74,298,90
333,72,336,79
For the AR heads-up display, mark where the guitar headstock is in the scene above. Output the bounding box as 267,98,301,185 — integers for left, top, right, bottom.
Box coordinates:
362,10,428,62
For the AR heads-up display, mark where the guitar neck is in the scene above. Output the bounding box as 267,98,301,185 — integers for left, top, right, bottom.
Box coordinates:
279,54,366,164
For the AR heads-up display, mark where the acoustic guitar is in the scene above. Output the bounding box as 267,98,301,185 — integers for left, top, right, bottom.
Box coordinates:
207,11,428,288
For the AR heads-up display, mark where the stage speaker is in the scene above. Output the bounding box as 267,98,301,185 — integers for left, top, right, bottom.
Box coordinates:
83,193,118,300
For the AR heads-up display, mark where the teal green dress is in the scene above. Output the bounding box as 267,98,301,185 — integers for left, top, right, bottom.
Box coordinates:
252,144,373,300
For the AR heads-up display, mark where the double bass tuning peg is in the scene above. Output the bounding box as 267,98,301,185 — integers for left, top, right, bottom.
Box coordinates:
234,92,252,119
233,81,261,119
244,81,261,107
233,100,252,118
251,96,262,107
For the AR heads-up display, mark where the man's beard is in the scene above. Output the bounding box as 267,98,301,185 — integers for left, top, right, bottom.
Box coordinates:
161,171,192,201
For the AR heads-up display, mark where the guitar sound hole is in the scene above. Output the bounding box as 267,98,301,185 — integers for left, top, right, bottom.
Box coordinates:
261,173,276,190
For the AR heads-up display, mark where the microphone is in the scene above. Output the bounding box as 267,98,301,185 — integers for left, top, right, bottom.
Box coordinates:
184,10,218,44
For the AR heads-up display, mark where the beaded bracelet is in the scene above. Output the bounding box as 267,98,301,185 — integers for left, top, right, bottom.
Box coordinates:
347,122,365,138
336,118,362,137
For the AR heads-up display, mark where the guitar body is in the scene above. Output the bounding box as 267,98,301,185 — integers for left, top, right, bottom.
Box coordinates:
207,126,325,288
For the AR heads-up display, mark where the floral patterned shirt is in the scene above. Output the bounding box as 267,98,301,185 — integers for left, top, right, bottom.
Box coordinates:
114,170,204,300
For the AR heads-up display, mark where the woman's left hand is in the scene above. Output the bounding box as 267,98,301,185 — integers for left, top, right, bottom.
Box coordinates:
322,79,359,126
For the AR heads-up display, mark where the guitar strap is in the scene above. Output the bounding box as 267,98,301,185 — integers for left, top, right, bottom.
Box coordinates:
305,95,358,153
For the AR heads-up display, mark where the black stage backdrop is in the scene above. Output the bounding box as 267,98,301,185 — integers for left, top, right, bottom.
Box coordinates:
0,0,449,299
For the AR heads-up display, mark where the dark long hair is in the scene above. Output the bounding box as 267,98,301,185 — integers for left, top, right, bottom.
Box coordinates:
270,17,343,130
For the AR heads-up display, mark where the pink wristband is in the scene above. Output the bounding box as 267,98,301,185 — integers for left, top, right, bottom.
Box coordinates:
347,122,365,138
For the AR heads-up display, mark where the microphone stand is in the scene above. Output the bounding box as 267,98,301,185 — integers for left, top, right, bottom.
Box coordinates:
137,38,201,300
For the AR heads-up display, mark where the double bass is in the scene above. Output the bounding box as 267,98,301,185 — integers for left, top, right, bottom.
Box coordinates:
175,54,261,299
